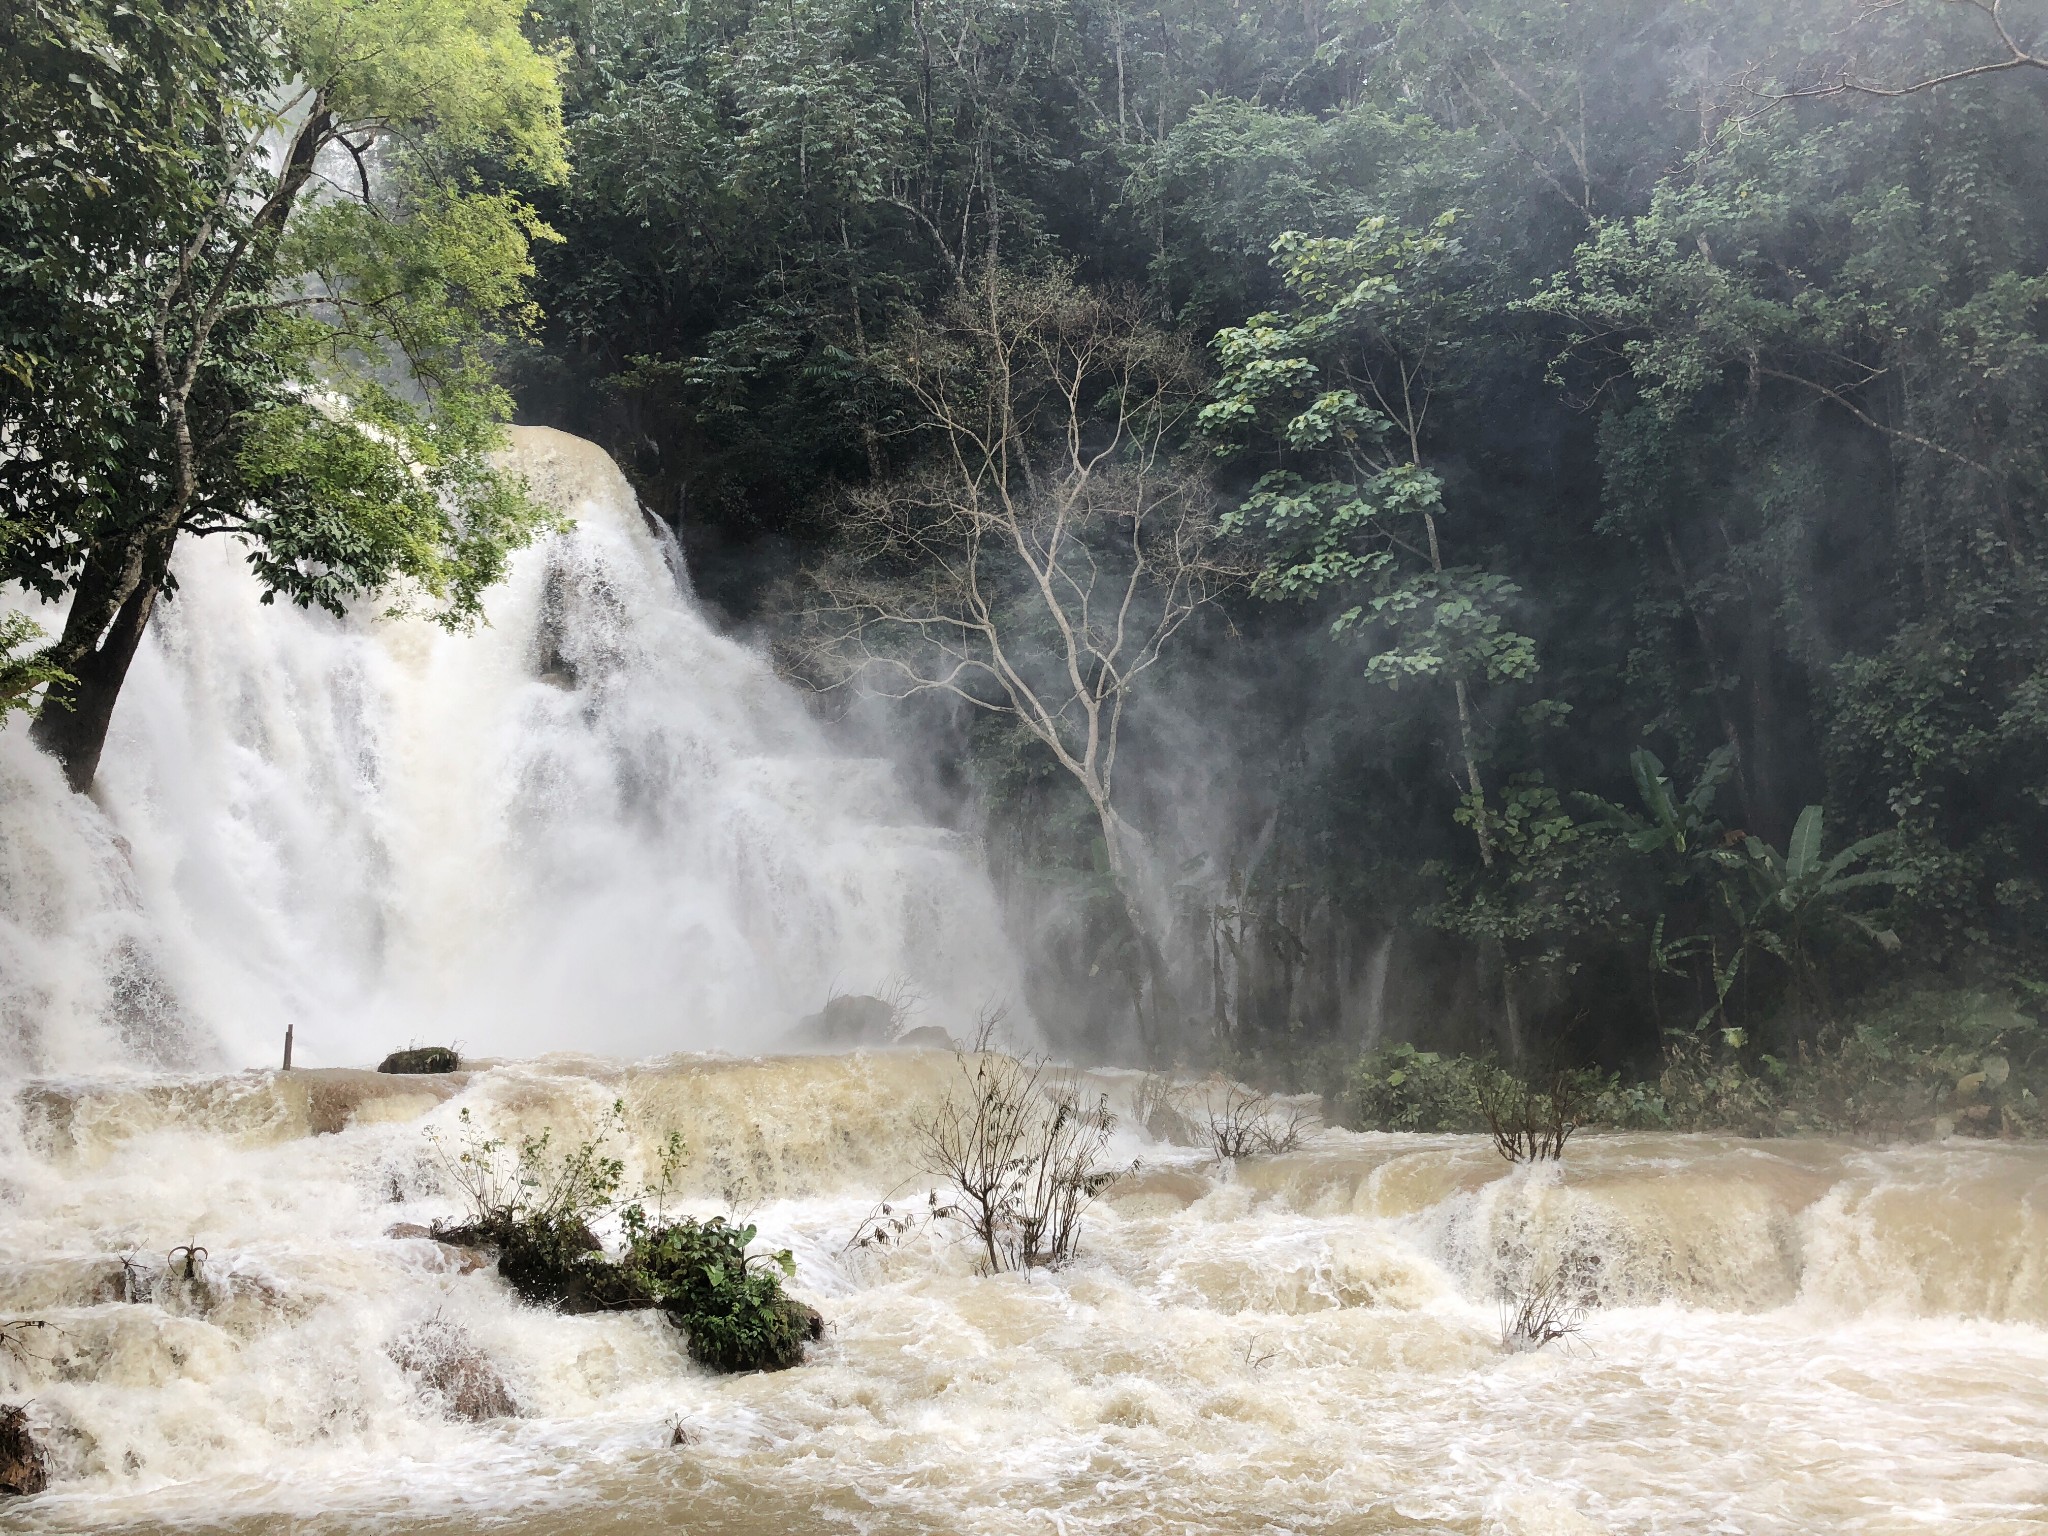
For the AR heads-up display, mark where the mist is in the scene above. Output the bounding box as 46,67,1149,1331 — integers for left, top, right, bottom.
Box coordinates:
3,0,2047,1528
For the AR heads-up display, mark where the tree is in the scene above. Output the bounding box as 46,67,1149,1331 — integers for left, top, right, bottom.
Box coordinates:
798,270,1243,1047
1204,212,1540,871
1769,0,2048,101
1,0,568,790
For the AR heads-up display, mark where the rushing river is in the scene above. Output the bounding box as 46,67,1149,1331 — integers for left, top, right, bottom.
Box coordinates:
1,1055,2046,1534
2,430,2044,1532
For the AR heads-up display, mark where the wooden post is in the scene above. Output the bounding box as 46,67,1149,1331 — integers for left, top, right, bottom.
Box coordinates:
282,1023,294,1071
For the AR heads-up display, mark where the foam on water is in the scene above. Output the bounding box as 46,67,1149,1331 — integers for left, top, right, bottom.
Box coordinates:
1,1057,2046,1534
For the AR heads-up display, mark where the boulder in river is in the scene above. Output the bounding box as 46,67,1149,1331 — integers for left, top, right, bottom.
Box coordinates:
890,1025,958,1051
779,995,896,1050
378,1046,462,1074
0,1405,47,1496
387,1315,517,1421
683,1294,824,1373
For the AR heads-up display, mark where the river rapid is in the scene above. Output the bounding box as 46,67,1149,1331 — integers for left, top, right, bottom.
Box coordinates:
1,430,2044,1533
1,1054,2045,1534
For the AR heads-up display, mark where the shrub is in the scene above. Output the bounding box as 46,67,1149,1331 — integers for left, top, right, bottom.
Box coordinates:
1341,987,2046,1141
424,1106,818,1372
1200,1082,1309,1160
1499,1264,1585,1354
1350,1044,1514,1133
912,1052,1125,1274
619,1211,818,1372
1479,1072,1581,1163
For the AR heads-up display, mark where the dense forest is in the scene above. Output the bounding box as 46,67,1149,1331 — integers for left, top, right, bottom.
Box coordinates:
7,0,2047,1098
502,0,2048,1082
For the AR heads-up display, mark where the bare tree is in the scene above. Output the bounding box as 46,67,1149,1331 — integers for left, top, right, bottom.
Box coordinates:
798,270,1246,1041
1200,1081,1311,1162
910,1049,1123,1274
1479,1071,1582,1164
1757,0,2046,102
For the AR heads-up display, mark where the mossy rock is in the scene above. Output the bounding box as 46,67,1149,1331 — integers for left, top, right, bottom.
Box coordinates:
379,1046,461,1074
681,1293,823,1373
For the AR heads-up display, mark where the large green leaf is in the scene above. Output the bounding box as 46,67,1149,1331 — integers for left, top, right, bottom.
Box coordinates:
1785,805,1823,884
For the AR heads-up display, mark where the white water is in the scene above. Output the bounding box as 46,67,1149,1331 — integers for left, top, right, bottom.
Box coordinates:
0,427,1018,1071
3,432,2046,1533
1,1059,2046,1533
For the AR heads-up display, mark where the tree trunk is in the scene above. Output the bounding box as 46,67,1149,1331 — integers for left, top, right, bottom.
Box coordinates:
30,522,175,792
1093,800,1179,1062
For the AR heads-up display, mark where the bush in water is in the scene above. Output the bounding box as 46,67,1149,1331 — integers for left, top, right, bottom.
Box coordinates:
380,1046,463,1074
1498,1264,1586,1355
1198,1081,1310,1161
910,1051,1126,1274
617,1210,818,1372
1479,1072,1582,1163
425,1105,819,1372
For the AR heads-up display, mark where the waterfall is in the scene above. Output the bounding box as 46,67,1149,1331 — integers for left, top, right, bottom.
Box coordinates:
2,432,2043,1536
0,427,1019,1073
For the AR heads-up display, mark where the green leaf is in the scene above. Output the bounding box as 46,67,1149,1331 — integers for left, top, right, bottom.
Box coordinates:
1785,806,1823,883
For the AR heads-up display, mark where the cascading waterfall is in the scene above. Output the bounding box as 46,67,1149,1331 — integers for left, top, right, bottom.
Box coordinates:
1,431,2045,1534
0,427,1019,1072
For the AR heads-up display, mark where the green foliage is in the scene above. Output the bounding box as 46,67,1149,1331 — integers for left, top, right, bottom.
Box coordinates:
426,1106,815,1372
1350,1044,1512,1134
0,613,71,721
2,0,568,786
9,0,2029,1062
1351,988,2046,1140
617,1210,811,1372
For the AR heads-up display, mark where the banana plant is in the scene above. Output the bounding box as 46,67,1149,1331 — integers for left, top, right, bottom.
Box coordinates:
1702,805,1907,1026
1722,805,1905,944
1577,744,1736,860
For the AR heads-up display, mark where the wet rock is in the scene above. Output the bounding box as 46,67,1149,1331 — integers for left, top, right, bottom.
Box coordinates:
780,995,896,1050
890,1025,958,1051
387,1315,517,1422
684,1295,824,1373
288,1068,467,1135
0,1404,47,1496
385,1224,491,1274
378,1046,462,1075
774,1296,828,1367
385,1228,493,1277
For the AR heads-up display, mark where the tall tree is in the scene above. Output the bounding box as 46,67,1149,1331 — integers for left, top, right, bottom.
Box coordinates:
799,271,1243,1049
1,0,568,790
